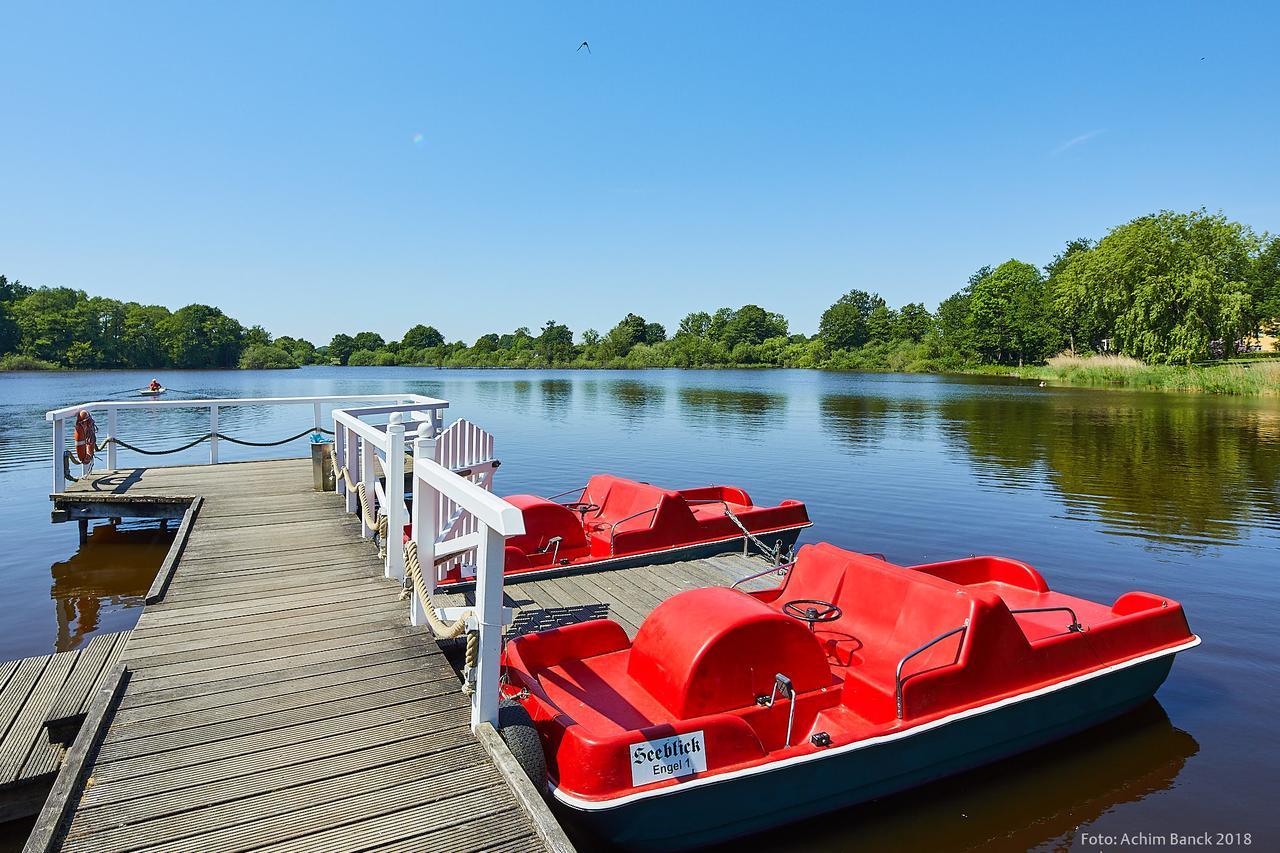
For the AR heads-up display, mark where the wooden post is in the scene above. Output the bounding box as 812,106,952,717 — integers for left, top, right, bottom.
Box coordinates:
384,414,406,580
409,432,438,626
209,405,219,464
52,418,66,493
360,435,376,538
472,525,506,732
106,408,118,470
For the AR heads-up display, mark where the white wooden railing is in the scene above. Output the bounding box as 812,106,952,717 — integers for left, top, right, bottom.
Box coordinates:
45,394,446,494
331,403,524,731
410,434,524,731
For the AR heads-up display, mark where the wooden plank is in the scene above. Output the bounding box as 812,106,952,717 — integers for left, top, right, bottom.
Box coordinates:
0,651,77,785
60,743,483,853
44,632,129,746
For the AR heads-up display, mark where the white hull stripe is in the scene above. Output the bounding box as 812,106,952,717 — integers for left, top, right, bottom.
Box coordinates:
549,635,1201,812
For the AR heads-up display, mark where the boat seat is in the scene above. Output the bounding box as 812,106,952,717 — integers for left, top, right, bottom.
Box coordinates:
772,544,987,716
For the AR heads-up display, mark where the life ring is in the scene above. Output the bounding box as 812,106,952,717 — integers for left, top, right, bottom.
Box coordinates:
74,411,97,465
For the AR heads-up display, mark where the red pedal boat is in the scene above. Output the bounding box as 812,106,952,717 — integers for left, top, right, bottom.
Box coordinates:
434,474,810,589
501,543,1198,849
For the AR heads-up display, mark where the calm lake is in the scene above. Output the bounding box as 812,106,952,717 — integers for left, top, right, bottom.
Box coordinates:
0,367,1276,849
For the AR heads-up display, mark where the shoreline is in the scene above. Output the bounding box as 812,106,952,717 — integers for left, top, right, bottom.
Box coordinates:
4,360,1277,397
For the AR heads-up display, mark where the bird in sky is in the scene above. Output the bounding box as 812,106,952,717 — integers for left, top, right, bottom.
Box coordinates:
578,41,590,53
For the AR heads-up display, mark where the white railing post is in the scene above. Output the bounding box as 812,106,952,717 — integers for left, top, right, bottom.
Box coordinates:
106,409,118,470
344,427,358,513
471,525,507,732
312,402,322,432
334,422,346,496
409,433,438,626
52,418,66,493
209,405,220,464
360,435,377,538
384,414,406,580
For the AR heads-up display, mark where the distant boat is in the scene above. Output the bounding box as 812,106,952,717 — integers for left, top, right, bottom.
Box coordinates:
137,387,166,397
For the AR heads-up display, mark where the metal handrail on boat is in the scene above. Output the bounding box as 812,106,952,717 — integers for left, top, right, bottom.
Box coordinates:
1008,606,1084,634
546,485,587,503
730,560,794,590
606,507,660,554
895,621,969,719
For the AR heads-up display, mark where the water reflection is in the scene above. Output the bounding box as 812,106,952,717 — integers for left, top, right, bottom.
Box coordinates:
538,379,573,420
608,380,667,426
723,702,1198,853
48,523,171,651
677,387,786,435
818,394,930,452
938,394,1280,548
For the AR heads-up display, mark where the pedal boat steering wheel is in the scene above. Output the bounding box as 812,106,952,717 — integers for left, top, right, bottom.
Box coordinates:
564,501,600,524
783,599,843,632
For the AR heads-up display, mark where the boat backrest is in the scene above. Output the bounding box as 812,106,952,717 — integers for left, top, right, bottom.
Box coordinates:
585,475,674,527
782,544,981,673
627,587,832,718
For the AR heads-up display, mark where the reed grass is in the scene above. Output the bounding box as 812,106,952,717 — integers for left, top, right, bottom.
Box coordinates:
992,353,1280,396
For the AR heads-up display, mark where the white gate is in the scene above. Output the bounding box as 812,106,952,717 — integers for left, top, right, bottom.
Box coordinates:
431,418,499,582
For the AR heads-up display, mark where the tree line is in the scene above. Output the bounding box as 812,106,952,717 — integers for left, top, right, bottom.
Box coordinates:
3,209,1277,372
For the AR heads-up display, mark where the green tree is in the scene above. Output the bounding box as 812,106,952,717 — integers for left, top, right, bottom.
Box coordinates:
328,333,357,364
243,325,272,348
968,260,1056,365
676,311,712,338
721,305,787,348
402,324,444,349
239,344,299,369
1052,210,1258,363
538,320,575,364
0,275,30,355
865,304,899,343
819,289,885,350
895,302,933,342
13,287,90,363
352,331,385,352
122,304,172,368
161,304,244,367
605,313,649,357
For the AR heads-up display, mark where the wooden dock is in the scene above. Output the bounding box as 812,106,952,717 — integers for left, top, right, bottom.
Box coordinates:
25,457,779,851
35,460,552,852
0,633,130,823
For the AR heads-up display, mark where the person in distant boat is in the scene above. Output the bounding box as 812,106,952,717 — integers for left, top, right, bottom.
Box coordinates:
149,378,161,392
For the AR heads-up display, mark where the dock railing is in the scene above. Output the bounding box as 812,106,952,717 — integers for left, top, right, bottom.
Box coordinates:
332,404,525,730
409,441,524,731
46,394,447,494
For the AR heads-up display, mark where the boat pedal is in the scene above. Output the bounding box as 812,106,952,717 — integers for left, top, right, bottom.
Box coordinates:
810,732,832,748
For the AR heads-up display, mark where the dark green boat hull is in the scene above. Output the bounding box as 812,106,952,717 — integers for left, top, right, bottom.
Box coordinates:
553,653,1181,850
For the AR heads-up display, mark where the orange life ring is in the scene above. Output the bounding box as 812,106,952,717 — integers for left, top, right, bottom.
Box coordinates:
74,412,97,465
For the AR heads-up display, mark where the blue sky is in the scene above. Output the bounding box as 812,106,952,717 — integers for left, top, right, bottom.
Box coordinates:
2,2,1277,342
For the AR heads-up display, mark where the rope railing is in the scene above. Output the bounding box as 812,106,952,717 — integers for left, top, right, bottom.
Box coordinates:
99,427,334,457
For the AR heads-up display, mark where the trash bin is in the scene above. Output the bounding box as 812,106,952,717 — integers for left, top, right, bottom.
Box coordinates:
310,433,334,491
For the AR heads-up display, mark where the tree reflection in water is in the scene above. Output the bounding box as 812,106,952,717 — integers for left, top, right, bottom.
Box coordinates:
48,522,172,652
937,393,1280,548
